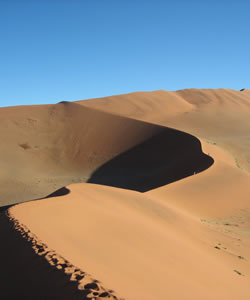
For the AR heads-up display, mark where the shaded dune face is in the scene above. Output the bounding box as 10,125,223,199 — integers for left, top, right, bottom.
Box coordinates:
88,128,214,192
44,186,70,198
79,89,250,172
0,101,213,205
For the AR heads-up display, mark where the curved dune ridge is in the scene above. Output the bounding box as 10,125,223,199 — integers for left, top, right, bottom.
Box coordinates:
0,100,212,205
79,88,250,172
0,88,250,299
0,210,121,300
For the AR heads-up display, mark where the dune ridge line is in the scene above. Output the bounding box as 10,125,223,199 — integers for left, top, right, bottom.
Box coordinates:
6,207,124,300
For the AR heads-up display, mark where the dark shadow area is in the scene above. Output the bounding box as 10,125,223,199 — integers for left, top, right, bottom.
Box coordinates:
0,187,70,210
58,100,70,104
44,187,70,199
88,128,214,192
0,212,117,300
0,204,13,213
0,213,86,299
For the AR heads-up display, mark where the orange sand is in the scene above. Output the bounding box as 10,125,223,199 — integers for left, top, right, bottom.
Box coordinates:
1,88,250,299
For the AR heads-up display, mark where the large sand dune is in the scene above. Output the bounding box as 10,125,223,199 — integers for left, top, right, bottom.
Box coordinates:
0,88,250,299
79,88,250,172
0,100,212,205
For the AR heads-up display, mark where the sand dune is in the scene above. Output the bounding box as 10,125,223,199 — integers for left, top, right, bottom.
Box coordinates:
0,101,164,205
79,88,250,172
0,88,250,299
76,90,195,122
149,140,250,217
10,174,250,299
0,100,212,205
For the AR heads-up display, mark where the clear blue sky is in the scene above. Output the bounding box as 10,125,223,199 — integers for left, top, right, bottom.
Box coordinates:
1,0,249,107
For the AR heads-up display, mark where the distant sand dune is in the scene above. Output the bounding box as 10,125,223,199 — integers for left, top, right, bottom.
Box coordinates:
79,88,250,172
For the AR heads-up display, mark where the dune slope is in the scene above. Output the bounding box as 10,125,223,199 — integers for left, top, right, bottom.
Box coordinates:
0,101,212,205
10,167,250,300
1,88,250,299
78,88,250,172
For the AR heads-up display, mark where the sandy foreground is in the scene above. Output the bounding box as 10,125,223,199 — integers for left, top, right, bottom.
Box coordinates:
0,88,250,299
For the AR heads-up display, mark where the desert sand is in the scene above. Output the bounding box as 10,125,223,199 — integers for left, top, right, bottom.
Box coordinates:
0,88,250,299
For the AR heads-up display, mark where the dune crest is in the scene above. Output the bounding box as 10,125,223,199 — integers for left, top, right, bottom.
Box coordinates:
79,88,250,172
1,209,122,299
10,173,250,300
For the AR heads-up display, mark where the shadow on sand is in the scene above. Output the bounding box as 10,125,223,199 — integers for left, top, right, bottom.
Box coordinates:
0,187,71,214
0,204,13,214
0,211,118,299
88,127,214,192
43,187,70,199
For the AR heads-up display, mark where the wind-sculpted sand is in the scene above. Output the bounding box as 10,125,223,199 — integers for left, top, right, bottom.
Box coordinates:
0,88,250,299
79,88,250,172
0,209,121,299
0,100,213,205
